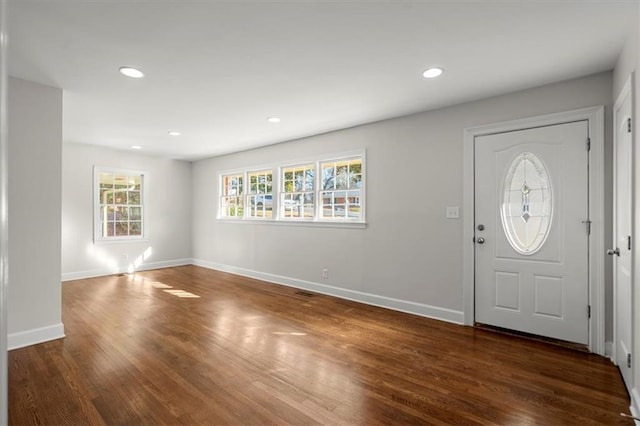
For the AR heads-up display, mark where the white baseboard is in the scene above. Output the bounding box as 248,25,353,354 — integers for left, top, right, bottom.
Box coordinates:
191,258,464,325
605,341,613,359
62,258,192,282
8,323,65,350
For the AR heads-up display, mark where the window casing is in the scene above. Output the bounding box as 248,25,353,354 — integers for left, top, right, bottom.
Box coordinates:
218,151,365,224
220,173,244,218
94,167,145,241
320,158,362,220
281,164,315,219
247,170,273,218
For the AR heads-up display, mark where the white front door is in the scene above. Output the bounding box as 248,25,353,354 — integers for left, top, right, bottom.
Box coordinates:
613,83,633,390
474,121,590,344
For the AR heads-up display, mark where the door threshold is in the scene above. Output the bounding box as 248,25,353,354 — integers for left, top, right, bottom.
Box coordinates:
475,323,589,353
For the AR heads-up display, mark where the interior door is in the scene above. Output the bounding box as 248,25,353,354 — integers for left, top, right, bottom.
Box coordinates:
474,121,590,344
612,86,633,390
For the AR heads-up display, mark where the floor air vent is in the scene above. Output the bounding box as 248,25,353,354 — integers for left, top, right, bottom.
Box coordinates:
295,291,316,297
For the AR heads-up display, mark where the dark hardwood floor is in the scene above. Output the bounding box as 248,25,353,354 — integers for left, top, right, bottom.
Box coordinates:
9,265,631,424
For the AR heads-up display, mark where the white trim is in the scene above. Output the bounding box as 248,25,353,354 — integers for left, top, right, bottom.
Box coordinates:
217,149,366,224
0,1,7,422
218,217,367,229
605,340,614,359
8,323,65,351
613,74,634,369
463,106,606,355
192,258,464,324
61,258,192,282
93,166,148,242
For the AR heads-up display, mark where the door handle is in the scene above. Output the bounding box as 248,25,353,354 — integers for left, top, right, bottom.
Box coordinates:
607,248,620,256
477,237,485,244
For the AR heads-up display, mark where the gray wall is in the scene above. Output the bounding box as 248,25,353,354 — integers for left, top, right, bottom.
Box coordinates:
8,77,63,348
192,72,613,324
62,143,192,279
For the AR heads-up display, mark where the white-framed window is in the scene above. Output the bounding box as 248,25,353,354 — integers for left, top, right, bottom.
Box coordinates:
217,150,365,224
281,164,315,219
220,173,244,218
246,170,273,218
94,167,146,241
320,157,363,221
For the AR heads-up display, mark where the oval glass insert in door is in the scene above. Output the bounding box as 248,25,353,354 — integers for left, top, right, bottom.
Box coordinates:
500,152,553,255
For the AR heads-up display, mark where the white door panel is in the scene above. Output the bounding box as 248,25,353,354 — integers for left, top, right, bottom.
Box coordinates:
475,121,589,344
613,86,633,391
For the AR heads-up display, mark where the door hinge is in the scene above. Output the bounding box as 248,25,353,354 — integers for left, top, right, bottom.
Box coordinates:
587,305,591,318
628,118,632,133
581,219,592,235
628,235,632,251
628,353,632,368
587,137,591,151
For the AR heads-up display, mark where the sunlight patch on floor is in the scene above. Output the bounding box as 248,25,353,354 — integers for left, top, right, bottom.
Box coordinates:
163,289,200,298
149,282,172,289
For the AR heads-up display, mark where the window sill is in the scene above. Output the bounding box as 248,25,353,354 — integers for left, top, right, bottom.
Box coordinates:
216,218,367,229
93,237,150,245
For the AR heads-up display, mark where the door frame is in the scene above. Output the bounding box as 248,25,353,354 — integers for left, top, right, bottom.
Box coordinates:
462,106,606,355
0,0,8,422
613,74,634,365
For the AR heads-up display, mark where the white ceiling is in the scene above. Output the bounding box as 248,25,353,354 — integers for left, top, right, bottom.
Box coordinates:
7,1,637,160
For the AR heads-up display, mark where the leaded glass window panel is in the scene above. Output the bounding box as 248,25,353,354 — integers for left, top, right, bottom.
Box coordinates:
500,152,553,255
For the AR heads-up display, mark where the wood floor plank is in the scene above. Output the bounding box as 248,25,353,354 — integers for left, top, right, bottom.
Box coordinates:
8,265,632,424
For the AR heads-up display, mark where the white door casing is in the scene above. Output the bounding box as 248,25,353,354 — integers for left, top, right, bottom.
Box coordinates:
613,76,633,391
462,107,606,354
474,122,589,344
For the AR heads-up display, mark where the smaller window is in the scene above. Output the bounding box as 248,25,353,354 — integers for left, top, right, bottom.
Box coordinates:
247,170,273,218
95,168,145,240
281,164,315,219
320,158,363,221
220,173,244,218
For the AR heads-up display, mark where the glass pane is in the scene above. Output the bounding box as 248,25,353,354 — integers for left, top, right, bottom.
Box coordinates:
129,207,141,220
114,174,128,190
501,152,553,255
248,194,272,218
99,173,114,189
321,166,335,190
128,175,142,190
130,221,142,236
336,166,348,189
128,191,141,205
115,206,128,220
105,221,115,237
115,222,129,236
224,196,243,217
113,192,125,204
105,206,117,220
350,173,362,189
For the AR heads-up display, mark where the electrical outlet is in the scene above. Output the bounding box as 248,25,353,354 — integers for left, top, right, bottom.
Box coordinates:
322,268,328,279
446,206,459,219
122,253,128,260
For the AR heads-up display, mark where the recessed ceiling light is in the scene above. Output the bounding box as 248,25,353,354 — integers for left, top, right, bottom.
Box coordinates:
119,67,144,79
131,145,142,150
267,117,281,123
422,67,443,79
168,131,181,136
